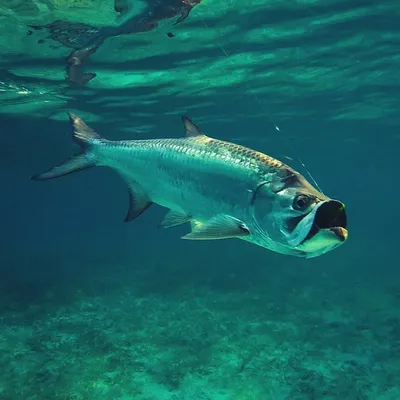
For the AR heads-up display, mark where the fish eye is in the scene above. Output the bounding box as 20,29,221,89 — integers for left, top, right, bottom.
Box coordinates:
293,194,312,211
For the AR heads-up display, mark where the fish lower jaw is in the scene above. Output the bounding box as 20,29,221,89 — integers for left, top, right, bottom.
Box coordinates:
296,227,347,258
327,226,348,242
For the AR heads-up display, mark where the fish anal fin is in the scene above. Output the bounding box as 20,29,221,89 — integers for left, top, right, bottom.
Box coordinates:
159,209,191,228
182,116,205,138
124,181,153,222
182,214,250,240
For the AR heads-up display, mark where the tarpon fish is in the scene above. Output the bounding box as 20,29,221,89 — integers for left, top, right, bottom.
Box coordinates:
66,46,98,86
32,114,348,258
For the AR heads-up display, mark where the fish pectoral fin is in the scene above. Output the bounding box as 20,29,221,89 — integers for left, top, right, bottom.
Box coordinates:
159,209,191,228
124,181,153,222
182,214,250,240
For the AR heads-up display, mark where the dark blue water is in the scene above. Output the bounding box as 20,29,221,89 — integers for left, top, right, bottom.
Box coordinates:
1,1,399,398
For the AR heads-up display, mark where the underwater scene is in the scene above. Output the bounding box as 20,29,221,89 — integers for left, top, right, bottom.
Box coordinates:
1,0,399,399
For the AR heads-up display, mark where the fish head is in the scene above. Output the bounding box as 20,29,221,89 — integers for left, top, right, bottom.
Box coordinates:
250,168,348,258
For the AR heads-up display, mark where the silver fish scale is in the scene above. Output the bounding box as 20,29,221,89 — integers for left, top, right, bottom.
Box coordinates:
97,136,286,221
108,136,286,176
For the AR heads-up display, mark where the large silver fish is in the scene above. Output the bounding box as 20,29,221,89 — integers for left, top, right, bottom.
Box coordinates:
32,113,348,258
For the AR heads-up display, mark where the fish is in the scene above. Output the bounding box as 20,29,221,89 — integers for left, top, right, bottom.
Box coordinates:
31,113,348,258
66,46,98,86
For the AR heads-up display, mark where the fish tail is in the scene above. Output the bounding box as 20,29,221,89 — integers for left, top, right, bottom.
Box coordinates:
31,112,105,181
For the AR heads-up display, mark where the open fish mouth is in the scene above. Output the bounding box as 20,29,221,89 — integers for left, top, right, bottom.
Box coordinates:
304,200,348,243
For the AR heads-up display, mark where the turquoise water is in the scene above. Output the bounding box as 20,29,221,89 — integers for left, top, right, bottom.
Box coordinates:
1,1,399,398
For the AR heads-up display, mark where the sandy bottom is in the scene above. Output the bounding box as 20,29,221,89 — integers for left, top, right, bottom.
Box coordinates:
1,260,399,400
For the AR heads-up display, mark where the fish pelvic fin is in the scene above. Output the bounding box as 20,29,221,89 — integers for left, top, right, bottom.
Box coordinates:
31,112,105,181
182,214,251,240
159,209,191,228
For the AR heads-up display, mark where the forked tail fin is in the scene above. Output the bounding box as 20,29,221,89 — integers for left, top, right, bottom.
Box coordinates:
31,112,104,181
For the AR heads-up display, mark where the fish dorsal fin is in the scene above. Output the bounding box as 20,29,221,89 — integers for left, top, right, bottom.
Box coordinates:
69,112,102,145
182,116,206,138
182,214,250,240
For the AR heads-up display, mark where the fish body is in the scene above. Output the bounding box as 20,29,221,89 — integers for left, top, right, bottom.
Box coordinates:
32,114,348,258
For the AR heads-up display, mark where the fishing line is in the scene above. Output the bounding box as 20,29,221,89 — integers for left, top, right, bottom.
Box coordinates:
199,9,324,194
